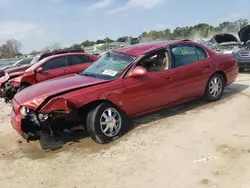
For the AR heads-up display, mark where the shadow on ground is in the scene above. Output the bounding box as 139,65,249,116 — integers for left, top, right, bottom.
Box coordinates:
37,82,249,151
2,82,247,158
132,83,249,128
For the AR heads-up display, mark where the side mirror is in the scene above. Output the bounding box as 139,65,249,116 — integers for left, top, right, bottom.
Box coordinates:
36,67,43,73
128,66,147,78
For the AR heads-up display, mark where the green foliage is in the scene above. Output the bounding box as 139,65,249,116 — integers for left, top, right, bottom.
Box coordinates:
117,36,129,42
139,19,249,41
71,19,249,49
34,18,249,53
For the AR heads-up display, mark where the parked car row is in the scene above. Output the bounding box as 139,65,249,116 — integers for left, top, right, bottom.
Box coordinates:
198,24,250,72
6,39,238,147
0,49,97,102
0,57,33,77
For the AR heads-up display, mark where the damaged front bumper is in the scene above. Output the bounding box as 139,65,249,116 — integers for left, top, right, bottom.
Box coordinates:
11,107,81,142
0,82,17,101
10,96,83,142
10,109,43,141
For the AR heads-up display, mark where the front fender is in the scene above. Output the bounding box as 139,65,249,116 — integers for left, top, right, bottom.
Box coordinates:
10,75,35,88
39,97,76,114
9,76,22,88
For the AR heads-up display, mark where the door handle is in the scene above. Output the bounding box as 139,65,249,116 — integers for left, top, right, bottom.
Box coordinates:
165,76,172,80
205,65,211,68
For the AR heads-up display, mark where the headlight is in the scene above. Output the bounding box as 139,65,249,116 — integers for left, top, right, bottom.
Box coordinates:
38,113,49,122
20,106,29,116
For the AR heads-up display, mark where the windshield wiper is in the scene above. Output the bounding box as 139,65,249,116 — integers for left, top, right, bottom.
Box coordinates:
81,73,97,78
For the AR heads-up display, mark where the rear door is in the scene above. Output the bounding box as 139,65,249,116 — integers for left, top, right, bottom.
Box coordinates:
35,56,67,83
168,43,214,102
67,54,94,74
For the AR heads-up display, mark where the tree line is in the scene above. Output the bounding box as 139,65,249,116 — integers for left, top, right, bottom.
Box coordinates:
0,39,22,59
74,19,249,48
1,18,249,58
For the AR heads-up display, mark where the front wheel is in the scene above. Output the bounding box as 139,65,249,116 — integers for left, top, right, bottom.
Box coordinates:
86,102,126,144
204,74,225,102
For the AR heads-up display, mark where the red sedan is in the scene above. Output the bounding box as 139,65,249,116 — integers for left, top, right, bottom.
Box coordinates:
10,40,238,145
0,52,98,101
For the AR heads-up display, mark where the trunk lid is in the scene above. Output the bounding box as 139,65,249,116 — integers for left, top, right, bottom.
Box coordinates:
238,25,250,43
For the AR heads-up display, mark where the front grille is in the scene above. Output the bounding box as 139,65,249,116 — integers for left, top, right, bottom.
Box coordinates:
239,51,250,57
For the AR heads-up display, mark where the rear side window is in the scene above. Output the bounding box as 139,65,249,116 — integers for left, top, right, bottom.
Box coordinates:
42,56,67,71
40,54,51,60
171,44,199,68
69,55,94,66
19,58,32,65
194,45,208,60
82,55,94,62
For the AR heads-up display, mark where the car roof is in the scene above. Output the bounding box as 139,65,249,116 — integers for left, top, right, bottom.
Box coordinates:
45,52,90,59
37,49,85,58
113,40,180,56
27,52,90,70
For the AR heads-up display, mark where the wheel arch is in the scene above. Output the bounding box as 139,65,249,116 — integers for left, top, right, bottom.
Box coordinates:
79,99,127,118
210,71,227,84
204,70,227,96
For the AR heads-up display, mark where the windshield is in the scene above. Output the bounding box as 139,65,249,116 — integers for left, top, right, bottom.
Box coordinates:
29,55,40,65
25,58,47,72
81,51,136,80
12,59,22,66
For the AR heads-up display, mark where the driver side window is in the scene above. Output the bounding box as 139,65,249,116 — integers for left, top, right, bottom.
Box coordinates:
42,56,67,71
136,49,170,73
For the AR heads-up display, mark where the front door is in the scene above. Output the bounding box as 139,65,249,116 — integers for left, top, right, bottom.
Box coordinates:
121,49,176,116
35,56,68,83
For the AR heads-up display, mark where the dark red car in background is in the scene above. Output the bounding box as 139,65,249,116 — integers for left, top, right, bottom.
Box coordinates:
5,48,85,75
0,49,85,90
1,52,98,101
10,40,238,146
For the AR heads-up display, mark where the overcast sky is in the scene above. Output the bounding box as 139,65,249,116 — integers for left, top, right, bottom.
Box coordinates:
0,0,249,53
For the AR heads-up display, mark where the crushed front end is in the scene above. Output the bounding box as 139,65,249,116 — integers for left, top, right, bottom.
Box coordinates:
11,99,44,141
1,82,18,102
10,98,84,142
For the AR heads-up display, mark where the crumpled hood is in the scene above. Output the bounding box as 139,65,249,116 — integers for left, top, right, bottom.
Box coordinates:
238,25,250,43
5,64,30,74
0,71,25,87
14,74,109,110
0,67,7,72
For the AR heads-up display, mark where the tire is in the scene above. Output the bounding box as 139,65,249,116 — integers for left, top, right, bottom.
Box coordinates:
204,73,225,102
239,68,245,72
17,85,29,93
86,102,127,144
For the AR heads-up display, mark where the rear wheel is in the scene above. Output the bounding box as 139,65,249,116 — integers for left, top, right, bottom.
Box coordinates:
86,102,126,144
204,74,225,102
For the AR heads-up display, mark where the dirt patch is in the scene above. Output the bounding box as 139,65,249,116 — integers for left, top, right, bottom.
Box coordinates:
0,74,250,188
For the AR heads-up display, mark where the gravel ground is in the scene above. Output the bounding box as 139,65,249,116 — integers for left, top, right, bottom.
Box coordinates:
0,73,250,188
